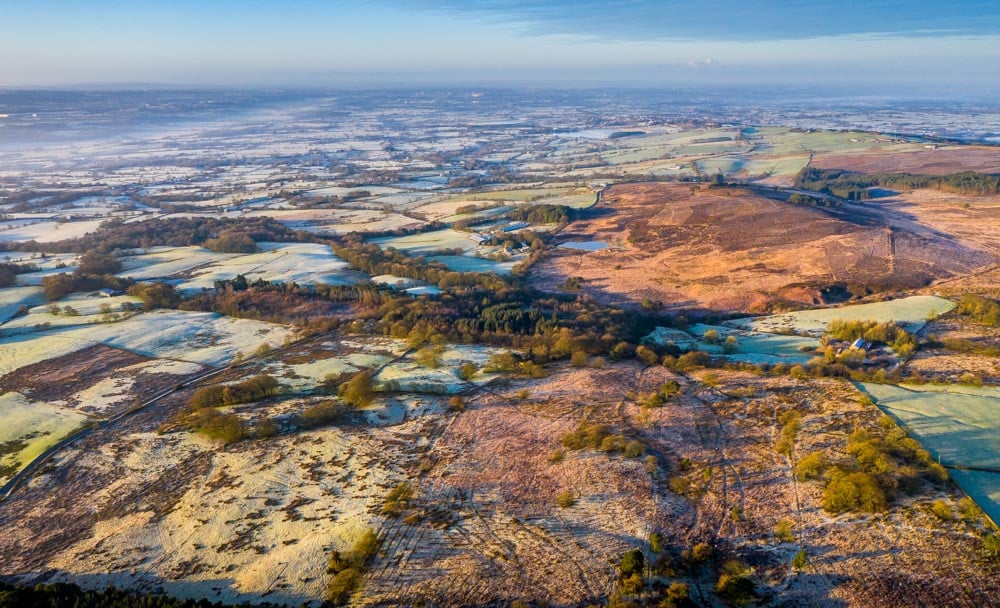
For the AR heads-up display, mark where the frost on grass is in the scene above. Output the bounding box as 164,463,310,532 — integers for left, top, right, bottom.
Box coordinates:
175,243,358,292
862,382,1000,523
0,391,88,485
731,295,956,336
0,286,46,324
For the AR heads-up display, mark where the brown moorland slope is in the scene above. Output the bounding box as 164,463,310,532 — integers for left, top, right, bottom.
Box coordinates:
532,183,994,312
810,146,1000,175
1,351,996,608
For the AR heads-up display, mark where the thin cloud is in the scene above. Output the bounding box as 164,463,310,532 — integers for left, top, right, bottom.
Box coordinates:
391,0,1000,42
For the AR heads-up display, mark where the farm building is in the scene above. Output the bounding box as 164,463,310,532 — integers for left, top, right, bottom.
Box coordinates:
849,338,872,350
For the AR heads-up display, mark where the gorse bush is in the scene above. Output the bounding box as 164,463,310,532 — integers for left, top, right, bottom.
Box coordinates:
189,375,281,409
957,294,1000,327
326,528,380,605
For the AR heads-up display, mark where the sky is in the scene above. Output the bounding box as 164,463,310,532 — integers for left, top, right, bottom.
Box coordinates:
2,0,999,88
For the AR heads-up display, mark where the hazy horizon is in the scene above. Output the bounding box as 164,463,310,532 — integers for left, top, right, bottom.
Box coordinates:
3,1,999,89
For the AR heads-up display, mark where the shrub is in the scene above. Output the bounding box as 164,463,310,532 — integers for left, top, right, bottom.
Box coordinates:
960,497,983,521
958,372,983,387
381,482,413,517
188,375,281,409
562,420,613,451
624,440,645,459
794,450,827,480
931,499,953,521
662,582,690,607
570,350,589,367
188,409,246,445
688,542,712,564
669,476,691,496
338,371,374,407
298,400,347,429
984,533,1000,561
774,518,795,543
792,549,808,570
557,490,576,508
722,335,738,353
325,567,361,606
649,532,663,554
415,345,444,368
716,572,755,603
254,418,278,439
675,350,711,370
822,471,887,513
448,396,466,412
458,362,478,380
618,549,645,578
636,345,659,366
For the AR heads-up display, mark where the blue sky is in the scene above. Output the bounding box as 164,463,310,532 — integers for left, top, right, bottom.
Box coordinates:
2,1,999,87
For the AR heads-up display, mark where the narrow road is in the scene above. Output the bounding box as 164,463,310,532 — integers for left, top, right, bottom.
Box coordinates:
0,334,317,502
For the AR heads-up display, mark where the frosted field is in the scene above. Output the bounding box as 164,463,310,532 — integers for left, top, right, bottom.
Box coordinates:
0,333,90,376
427,254,522,275
687,324,821,365
176,243,358,292
0,286,45,324
463,187,573,202
67,358,205,416
371,229,478,255
0,219,105,242
0,310,292,375
1,252,78,272
266,336,409,393
0,392,88,486
78,311,292,366
1,293,143,335
730,296,955,336
642,327,701,349
44,425,396,605
246,208,422,234
375,344,502,395
371,274,422,288
861,383,1000,523
306,185,404,197
118,247,237,281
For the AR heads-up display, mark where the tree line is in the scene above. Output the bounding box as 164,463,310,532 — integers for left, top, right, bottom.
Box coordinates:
0,216,299,254
794,167,1000,199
